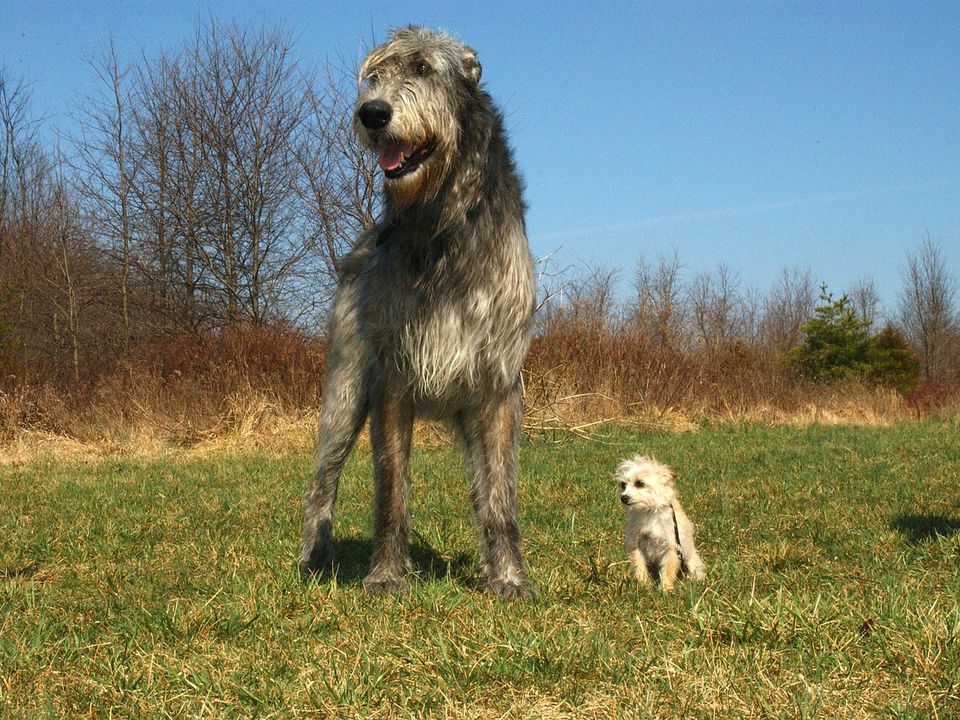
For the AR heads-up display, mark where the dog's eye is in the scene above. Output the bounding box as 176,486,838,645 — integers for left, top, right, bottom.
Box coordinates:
414,60,431,76
634,480,644,488
618,481,626,490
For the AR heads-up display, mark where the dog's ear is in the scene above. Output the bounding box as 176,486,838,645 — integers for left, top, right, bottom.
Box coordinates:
462,48,482,83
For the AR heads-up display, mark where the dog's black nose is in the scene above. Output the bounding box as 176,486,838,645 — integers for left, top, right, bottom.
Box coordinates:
358,100,392,130
620,495,629,504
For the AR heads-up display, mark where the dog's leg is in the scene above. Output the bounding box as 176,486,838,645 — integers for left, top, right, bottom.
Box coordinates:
624,521,649,583
364,377,415,595
684,548,706,581
628,548,651,584
299,283,370,578
659,550,681,591
460,386,530,599
299,365,368,577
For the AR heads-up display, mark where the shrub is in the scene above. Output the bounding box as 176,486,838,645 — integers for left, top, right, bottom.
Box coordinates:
866,324,920,393
789,288,921,393
787,287,873,381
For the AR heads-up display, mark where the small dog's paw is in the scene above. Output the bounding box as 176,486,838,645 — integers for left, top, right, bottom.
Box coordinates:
486,578,532,600
687,564,706,582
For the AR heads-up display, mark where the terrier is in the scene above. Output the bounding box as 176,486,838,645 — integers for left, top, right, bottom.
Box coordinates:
617,455,705,590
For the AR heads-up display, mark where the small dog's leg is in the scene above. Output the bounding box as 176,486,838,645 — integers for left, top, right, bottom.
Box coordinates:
460,387,530,599
364,380,415,595
659,550,681,592
683,546,706,581
628,548,651,583
299,282,370,579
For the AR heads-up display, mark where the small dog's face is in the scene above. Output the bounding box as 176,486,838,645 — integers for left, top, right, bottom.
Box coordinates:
617,455,676,510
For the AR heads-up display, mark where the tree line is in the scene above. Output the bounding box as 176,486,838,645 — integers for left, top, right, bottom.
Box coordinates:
538,237,958,390
1,19,958,397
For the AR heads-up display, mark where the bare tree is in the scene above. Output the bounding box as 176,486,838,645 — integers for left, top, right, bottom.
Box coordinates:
297,64,378,292
49,149,85,381
72,21,326,331
1,123,114,384
761,266,816,353
688,263,744,355
172,21,314,325
0,70,54,379
738,284,765,346
848,276,882,329
127,49,214,332
0,69,45,234
631,251,687,348
898,234,959,381
72,40,135,352
539,264,619,335
0,70,23,231
128,51,180,327
2,21,387,389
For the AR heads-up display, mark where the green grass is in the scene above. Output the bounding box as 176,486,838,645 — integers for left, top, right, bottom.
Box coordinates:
1,423,959,718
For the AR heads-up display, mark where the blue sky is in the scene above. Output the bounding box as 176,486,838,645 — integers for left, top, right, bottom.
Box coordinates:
2,1,958,314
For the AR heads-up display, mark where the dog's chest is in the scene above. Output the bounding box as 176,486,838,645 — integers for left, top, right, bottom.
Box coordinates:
626,509,673,555
360,247,510,398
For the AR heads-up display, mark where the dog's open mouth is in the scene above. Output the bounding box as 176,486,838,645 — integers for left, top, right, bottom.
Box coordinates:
378,140,436,179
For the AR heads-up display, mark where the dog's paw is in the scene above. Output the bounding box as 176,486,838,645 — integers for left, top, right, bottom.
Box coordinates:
362,573,410,596
298,546,334,582
687,564,706,582
486,577,532,600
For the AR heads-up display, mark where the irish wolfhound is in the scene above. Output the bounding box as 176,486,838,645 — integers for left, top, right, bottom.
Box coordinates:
299,27,535,598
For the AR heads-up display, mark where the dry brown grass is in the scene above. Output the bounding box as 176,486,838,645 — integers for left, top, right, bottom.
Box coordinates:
0,323,950,463
520,326,919,437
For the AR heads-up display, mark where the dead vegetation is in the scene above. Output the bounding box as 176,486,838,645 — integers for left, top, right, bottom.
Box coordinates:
1,320,955,464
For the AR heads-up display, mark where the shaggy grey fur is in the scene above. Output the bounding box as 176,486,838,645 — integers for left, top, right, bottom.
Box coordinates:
299,27,535,598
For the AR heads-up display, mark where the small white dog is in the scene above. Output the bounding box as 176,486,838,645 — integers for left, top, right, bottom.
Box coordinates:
617,455,705,590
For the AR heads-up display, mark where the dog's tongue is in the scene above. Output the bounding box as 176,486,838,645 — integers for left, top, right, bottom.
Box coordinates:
378,143,415,172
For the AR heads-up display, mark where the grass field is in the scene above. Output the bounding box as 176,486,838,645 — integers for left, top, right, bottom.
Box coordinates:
1,423,959,718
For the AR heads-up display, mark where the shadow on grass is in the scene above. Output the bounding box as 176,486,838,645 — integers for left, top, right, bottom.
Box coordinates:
0,561,40,580
307,535,478,588
891,514,960,544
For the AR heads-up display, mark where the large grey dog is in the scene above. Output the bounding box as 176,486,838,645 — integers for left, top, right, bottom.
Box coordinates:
299,27,535,598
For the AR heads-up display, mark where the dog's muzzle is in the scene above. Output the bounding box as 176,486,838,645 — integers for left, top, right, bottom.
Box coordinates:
358,100,392,130
357,100,436,180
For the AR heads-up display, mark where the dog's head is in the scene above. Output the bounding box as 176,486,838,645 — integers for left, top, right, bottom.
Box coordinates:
354,26,482,208
616,455,677,510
